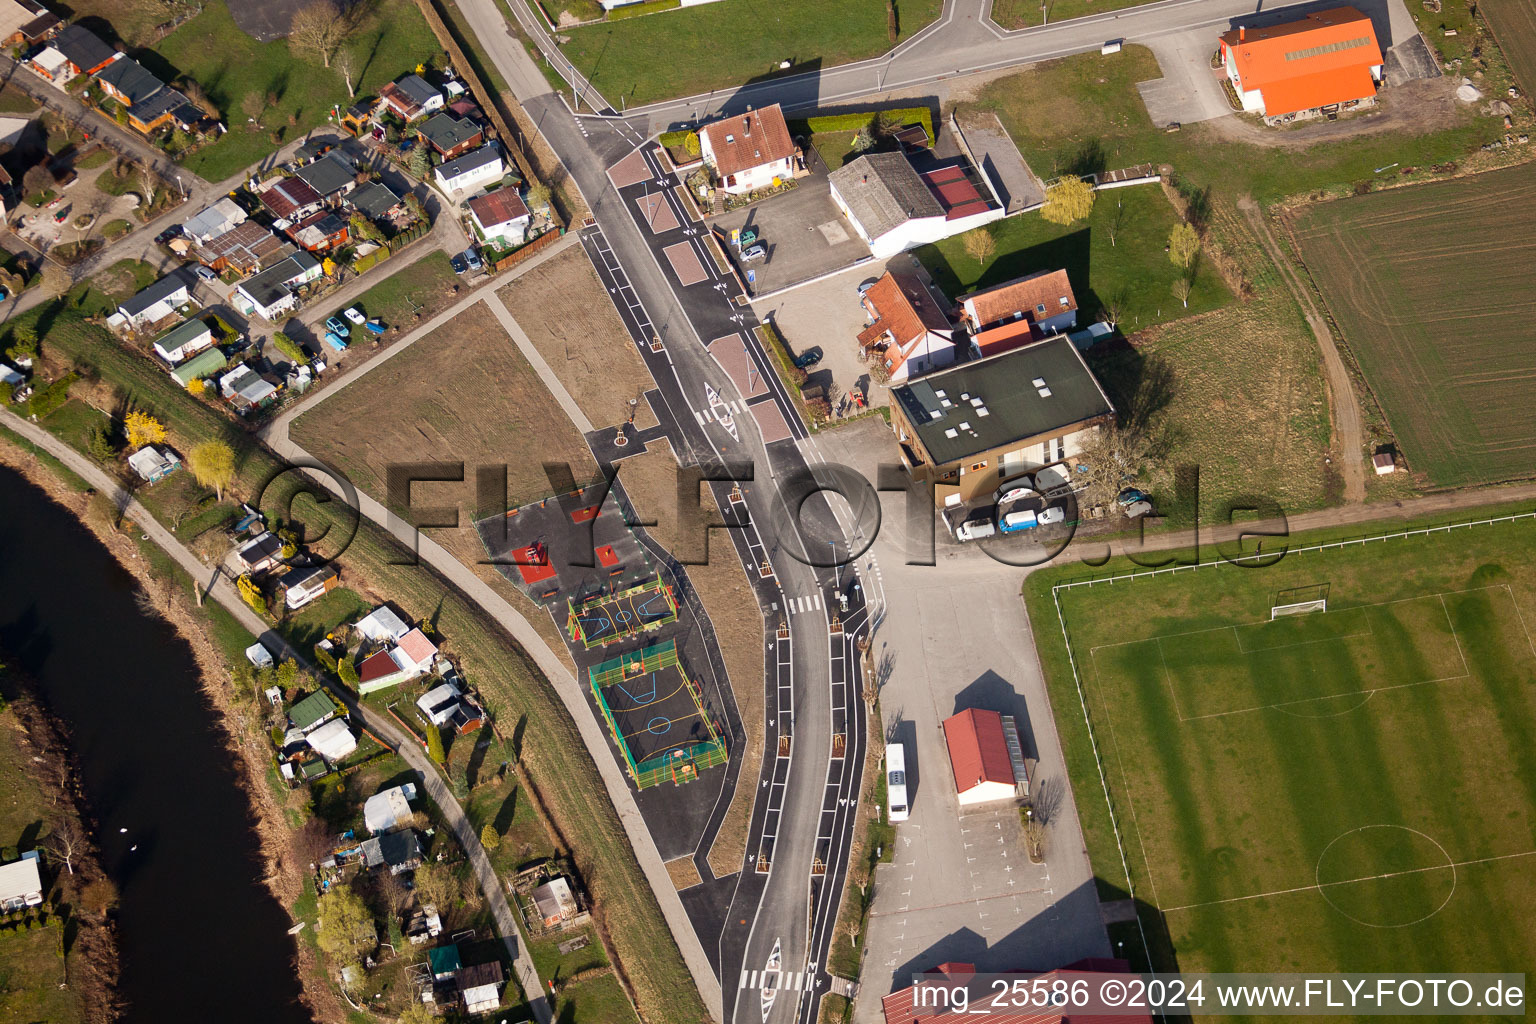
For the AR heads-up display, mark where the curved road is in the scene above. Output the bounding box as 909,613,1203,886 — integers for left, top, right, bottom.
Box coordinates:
0,406,554,1024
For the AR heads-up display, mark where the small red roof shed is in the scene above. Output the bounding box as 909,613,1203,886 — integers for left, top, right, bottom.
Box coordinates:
943,708,1020,805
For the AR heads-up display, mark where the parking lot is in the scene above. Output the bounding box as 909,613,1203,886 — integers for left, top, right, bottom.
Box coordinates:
714,178,872,295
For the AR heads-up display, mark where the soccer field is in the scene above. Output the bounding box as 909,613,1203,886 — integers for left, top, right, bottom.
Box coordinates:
1038,512,1536,979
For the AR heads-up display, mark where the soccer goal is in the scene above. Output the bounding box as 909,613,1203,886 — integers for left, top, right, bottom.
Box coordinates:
1271,583,1330,619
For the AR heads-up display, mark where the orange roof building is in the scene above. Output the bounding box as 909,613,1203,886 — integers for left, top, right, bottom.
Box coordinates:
857,270,957,381
957,269,1078,357
698,103,797,195
1218,7,1384,121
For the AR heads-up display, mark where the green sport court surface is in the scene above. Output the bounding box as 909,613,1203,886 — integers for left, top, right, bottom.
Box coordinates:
1046,513,1536,979
587,640,727,789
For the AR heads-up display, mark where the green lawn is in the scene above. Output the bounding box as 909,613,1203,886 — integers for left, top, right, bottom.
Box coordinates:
558,0,942,106
990,0,1158,29
149,0,441,181
39,398,110,453
0,923,80,1024
969,46,1504,206
916,185,1231,332
346,251,460,331
279,586,375,650
1026,510,1536,975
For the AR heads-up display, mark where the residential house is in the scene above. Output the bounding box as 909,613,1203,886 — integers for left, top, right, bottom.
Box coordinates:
433,142,503,196
405,905,443,944
456,962,504,1014
355,605,410,643
530,877,579,928
340,99,375,135
363,782,417,834
356,627,438,694
888,337,1115,505
0,364,24,390
169,347,227,386
856,270,956,382
127,444,181,483
289,690,341,734
231,530,284,575
22,44,73,87
360,828,422,875
152,318,214,364
181,198,247,245
378,74,443,121
288,210,349,252
0,852,44,912
120,84,195,135
1219,7,1384,122
417,112,483,160
698,103,796,195
882,960,1151,1024
415,681,484,735
282,563,339,609
306,717,358,761
92,57,185,134
259,176,324,222
234,250,322,320
114,272,192,330
199,220,290,276
52,24,117,79
467,186,531,248
294,150,356,203
957,269,1078,357
0,0,59,48
218,363,279,412
428,944,462,982
829,152,1003,259
942,708,1028,806
348,181,402,221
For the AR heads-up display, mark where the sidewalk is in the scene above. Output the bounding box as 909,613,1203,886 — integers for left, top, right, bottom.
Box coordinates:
0,407,554,1024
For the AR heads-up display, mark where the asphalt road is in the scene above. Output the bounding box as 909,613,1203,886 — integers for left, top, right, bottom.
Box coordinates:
0,406,553,1024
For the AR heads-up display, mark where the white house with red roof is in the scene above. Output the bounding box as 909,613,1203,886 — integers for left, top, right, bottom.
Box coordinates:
943,708,1029,805
856,269,957,381
829,151,1003,258
356,627,439,694
698,104,797,195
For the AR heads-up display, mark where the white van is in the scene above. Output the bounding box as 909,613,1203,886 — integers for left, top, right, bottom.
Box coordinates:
886,742,909,822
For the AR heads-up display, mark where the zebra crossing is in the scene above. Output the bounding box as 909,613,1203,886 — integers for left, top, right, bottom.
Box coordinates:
783,592,823,615
739,969,815,991
695,399,749,426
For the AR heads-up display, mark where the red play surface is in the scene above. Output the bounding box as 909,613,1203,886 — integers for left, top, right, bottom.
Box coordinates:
571,505,600,523
596,544,620,567
513,544,558,585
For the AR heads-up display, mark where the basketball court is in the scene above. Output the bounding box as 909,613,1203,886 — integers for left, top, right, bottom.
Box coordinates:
568,577,680,648
635,192,680,234
707,334,768,399
663,241,709,286
588,640,727,789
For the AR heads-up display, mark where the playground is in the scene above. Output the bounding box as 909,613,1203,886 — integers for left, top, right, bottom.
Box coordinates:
588,640,728,789
568,578,680,648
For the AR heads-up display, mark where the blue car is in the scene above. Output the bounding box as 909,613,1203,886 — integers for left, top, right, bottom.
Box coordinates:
325,316,350,338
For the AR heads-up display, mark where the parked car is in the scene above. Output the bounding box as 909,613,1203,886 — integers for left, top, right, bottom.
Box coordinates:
463,248,482,271
793,347,822,369
856,278,879,296
737,227,758,246
1116,488,1148,507
154,225,183,245
999,508,1038,534
996,481,1035,505
1123,500,1153,519
343,307,366,326
192,265,217,282
46,197,61,209
52,208,67,223
324,316,350,338
944,504,997,542
1038,506,1067,526
450,254,469,274
740,244,767,263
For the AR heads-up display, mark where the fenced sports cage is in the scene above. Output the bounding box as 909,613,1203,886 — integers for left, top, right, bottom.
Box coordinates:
567,577,679,649
587,639,727,789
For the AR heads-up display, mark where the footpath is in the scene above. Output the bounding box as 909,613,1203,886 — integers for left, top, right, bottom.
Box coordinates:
0,407,553,1024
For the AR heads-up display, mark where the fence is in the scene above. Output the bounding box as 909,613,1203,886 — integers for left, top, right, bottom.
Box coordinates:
489,226,562,272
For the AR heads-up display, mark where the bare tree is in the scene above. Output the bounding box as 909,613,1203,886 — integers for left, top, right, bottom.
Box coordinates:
46,816,84,875
1098,296,1124,331
1022,811,1046,861
288,0,350,69
335,48,358,100
1171,277,1192,308
292,816,334,869
961,227,995,265
138,162,161,207
241,92,264,127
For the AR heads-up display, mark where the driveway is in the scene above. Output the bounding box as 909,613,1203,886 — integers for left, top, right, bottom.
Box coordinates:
1138,32,1232,126
713,179,872,296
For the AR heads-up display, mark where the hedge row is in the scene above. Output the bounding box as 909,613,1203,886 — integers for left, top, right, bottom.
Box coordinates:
658,129,691,148
608,0,680,19
23,372,78,420
797,107,935,144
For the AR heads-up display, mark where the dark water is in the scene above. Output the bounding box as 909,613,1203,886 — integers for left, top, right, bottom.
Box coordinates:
0,465,313,1024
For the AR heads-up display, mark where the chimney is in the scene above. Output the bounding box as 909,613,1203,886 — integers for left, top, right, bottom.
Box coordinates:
1239,25,1245,41
743,116,751,135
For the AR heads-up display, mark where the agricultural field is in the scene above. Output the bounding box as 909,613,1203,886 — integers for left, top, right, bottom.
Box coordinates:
291,301,596,514
1028,511,1536,977
557,0,941,106
1290,162,1536,488
1483,0,1536,97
